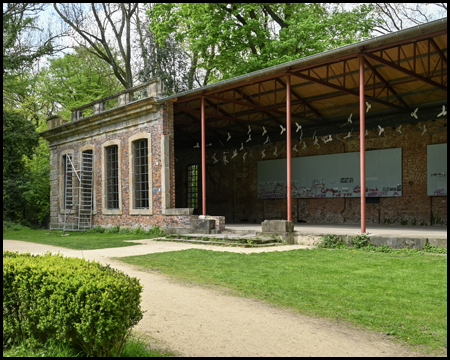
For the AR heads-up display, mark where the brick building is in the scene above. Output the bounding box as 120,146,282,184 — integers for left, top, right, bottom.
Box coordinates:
40,19,447,232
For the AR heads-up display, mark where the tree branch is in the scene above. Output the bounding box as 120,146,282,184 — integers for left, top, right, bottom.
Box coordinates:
262,4,288,29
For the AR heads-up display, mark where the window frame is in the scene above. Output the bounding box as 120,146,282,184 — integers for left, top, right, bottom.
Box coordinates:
105,145,119,209
134,139,149,209
187,164,199,210
101,140,122,215
129,133,152,215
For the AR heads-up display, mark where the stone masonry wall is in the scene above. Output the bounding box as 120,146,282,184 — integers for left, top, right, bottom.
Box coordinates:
175,117,447,226
48,100,195,230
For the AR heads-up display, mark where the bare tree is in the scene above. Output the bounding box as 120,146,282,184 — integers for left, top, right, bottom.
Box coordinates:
373,3,447,35
53,3,137,89
3,3,66,76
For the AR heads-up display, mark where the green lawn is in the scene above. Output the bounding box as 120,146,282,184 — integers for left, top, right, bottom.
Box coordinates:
117,248,447,354
3,229,157,250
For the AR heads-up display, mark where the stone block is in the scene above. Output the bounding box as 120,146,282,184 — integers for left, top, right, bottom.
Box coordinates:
118,93,129,107
46,115,62,130
191,219,215,230
72,110,82,121
428,238,447,249
256,231,294,244
164,208,194,215
261,220,294,233
199,215,225,232
148,79,164,97
93,102,105,114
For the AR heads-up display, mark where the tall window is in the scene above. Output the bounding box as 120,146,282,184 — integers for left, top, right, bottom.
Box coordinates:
134,139,149,208
63,155,73,209
187,164,198,209
81,150,94,209
106,145,119,209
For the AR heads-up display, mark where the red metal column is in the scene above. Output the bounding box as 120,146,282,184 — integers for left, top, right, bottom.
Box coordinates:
201,96,206,215
359,55,366,234
286,74,292,221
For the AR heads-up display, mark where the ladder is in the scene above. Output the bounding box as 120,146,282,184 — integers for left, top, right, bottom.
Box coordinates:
59,152,94,231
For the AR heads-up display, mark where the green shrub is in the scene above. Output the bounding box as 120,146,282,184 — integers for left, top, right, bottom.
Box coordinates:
3,251,144,357
119,227,130,234
317,235,345,249
350,234,371,248
87,225,105,233
146,225,164,237
3,221,30,232
424,243,447,254
131,226,146,235
106,225,120,234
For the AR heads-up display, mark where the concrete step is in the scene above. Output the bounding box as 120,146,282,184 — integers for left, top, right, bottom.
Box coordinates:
170,233,281,243
154,237,283,248
221,229,258,236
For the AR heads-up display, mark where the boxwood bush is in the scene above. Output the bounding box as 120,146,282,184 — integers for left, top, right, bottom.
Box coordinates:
3,251,144,357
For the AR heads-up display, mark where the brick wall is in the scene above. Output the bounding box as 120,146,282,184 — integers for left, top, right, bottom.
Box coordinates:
48,100,196,230
175,118,447,226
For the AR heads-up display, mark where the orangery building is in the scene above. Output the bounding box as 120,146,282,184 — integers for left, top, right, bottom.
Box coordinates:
40,19,447,235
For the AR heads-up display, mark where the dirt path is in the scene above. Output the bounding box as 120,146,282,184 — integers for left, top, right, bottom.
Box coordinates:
3,240,421,357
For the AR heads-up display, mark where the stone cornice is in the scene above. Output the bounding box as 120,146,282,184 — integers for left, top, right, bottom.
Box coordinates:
40,98,160,146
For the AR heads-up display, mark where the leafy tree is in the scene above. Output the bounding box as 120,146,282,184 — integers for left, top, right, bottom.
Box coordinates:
134,4,196,94
3,3,62,225
21,130,50,225
148,3,378,83
38,46,124,120
3,111,39,222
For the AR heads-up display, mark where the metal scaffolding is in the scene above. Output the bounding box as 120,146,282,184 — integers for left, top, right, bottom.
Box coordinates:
57,152,94,231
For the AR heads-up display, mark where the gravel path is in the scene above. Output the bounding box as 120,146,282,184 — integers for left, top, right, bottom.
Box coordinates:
3,239,421,357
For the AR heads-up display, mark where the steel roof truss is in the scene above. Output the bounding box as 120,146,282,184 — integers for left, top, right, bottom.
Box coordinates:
290,71,406,111
365,51,447,90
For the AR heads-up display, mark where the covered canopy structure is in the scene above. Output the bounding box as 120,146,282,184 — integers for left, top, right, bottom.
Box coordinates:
159,18,447,233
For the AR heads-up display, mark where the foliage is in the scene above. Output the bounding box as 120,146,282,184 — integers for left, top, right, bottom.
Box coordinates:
20,138,50,226
131,226,146,235
148,3,378,83
3,4,55,88
3,5,62,226
3,251,144,357
106,225,121,234
136,23,196,95
120,227,130,234
146,225,164,237
119,248,447,353
87,225,106,234
38,46,124,120
53,3,137,89
317,235,345,249
350,234,371,248
3,111,40,222
3,332,175,358
424,243,447,254
119,333,176,357
3,221,30,232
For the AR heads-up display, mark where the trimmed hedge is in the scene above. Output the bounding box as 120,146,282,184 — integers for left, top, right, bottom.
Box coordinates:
3,251,144,357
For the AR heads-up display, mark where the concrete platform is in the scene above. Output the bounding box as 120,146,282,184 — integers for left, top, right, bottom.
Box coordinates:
222,223,447,249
